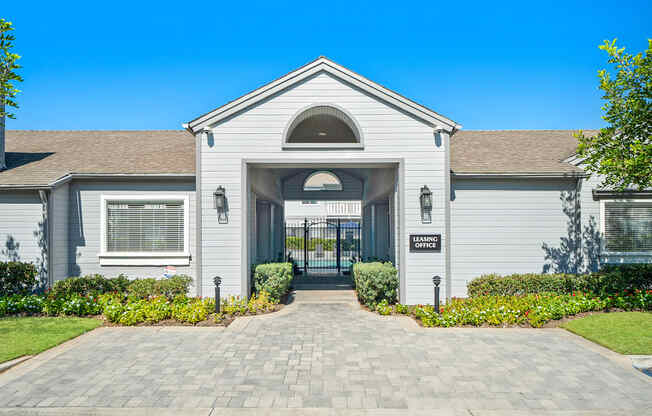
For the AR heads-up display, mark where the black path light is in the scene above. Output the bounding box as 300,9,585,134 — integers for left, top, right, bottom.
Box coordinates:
432,275,441,314
214,276,222,313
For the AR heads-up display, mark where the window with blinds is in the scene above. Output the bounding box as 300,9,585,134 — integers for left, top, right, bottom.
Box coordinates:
106,201,184,252
604,202,652,252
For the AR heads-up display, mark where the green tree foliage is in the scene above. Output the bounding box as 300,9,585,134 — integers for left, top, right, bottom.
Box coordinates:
575,39,651,190
0,18,22,120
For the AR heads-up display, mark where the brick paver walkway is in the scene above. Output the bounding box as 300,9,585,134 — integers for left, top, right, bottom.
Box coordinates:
0,295,650,414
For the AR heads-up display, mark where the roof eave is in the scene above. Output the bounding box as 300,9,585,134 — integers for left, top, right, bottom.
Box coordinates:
451,171,587,179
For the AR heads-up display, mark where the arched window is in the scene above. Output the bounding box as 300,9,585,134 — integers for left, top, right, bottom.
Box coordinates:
303,171,343,191
284,105,362,148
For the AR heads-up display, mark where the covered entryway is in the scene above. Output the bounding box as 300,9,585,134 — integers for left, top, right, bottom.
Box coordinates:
247,161,400,292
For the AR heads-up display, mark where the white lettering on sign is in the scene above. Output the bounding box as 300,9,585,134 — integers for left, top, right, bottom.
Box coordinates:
409,234,442,252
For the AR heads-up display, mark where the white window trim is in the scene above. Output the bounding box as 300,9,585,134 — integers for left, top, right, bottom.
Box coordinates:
99,194,190,266
600,198,652,257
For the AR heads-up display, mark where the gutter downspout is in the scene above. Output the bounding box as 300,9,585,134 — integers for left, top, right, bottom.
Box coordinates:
38,190,50,288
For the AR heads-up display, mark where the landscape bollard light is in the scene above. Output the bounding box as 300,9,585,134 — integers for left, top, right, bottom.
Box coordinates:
214,276,222,313
432,275,441,313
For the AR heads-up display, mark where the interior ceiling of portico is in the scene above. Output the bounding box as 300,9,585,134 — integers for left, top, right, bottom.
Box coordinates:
262,166,394,183
252,164,396,204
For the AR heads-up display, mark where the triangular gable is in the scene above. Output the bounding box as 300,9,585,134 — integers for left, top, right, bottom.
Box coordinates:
185,56,461,134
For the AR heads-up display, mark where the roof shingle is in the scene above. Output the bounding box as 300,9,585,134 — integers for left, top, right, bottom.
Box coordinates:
0,129,593,186
0,130,195,186
451,130,595,174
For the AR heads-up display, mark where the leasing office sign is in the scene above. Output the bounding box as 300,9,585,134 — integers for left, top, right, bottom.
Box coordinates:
409,234,441,252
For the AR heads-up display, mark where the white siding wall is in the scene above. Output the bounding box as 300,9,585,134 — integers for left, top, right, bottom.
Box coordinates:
68,180,196,280
374,202,390,260
50,183,70,282
451,178,576,297
0,191,45,273
201,72,447,302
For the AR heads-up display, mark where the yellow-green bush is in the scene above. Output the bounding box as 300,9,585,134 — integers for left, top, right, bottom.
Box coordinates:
253,263,293,302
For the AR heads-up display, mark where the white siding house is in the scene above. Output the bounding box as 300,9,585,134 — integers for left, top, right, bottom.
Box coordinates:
0,57,650,301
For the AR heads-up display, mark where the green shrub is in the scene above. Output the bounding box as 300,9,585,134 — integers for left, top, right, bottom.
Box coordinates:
353,262,398,306
467,265,652,298
171,296,214,324
142,296,172,323
50,274,130,298
254,263,293,302
0,261,38,295
414,293,609,328
0,295,44,316
586,264,652,296
127,275,192,299
467,273,577,297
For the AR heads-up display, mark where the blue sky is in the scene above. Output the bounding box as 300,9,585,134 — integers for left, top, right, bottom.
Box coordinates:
4,0,651,130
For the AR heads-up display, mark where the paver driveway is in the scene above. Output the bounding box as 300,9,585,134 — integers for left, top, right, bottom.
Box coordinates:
0,296,650,415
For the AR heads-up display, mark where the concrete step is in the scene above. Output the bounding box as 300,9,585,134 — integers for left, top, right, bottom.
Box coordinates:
287,289,357,304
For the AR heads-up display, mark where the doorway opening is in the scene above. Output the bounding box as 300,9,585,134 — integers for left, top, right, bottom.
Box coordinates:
284,201,361,275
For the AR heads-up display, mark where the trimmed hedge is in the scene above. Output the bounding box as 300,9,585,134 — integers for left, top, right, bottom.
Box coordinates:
50,274,192,299
353,262,398,306
50,274,131,298
467,264,652,297
254,263,293,302
0,261,38,296
127,275,193,299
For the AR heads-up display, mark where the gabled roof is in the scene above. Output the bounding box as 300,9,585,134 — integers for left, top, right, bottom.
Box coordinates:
186,56,461,134
0,130,194,187
451,130,597,175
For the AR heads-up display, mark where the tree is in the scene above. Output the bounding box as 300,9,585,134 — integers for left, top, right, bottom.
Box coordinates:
1,18,23,170
575,39,652,190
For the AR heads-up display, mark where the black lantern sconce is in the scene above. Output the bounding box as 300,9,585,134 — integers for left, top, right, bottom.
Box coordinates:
420,185,432,224
213,186,228,224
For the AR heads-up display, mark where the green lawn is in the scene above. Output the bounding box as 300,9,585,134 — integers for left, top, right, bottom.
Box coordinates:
0,317,102,363
562,312,652,355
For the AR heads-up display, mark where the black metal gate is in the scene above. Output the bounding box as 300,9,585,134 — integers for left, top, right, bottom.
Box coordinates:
285,219,361,274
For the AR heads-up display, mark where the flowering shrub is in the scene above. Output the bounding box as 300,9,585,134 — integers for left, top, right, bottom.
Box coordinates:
219,291,276,317
412,293,609,328
171,296,215,324
0,288,280,325
0,295,44,316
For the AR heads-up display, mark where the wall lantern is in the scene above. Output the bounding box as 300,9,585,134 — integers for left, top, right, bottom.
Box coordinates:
214,186,228,223
420,185,432,224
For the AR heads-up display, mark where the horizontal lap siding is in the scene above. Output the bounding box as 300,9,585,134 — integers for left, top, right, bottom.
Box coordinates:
451,178,576,298
0,191,44,269
69,180,196,280
201,72,447,301
51,183,70,283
